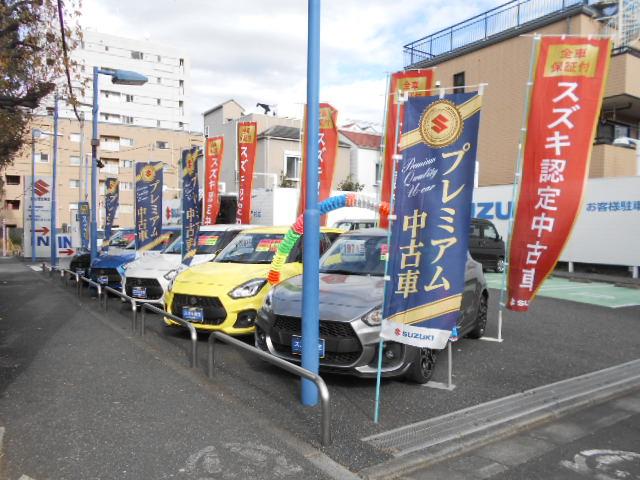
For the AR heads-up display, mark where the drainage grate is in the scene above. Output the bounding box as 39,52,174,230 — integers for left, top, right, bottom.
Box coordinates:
363,359,640,457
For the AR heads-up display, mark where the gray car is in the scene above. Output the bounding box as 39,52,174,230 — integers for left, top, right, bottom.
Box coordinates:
255,228,489,384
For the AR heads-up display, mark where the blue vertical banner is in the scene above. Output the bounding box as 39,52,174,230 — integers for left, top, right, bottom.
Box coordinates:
135,162,163,251
181,147,201,265
102,178,119,252
78,201,90,251
381,92,482,350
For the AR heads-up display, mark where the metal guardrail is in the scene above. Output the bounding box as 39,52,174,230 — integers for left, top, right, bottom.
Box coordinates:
101,285,139,332
208,331,331,446
140,303,198,368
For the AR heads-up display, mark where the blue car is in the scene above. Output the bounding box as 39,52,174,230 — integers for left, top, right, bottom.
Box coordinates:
90,227,181,290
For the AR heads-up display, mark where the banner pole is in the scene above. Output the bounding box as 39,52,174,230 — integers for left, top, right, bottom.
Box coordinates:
496,35,540,338
376,72,391,213
447,341,452,389
374,91,406,423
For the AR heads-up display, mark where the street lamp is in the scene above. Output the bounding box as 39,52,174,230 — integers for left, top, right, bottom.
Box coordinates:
613,136,640,176
90,68,148,263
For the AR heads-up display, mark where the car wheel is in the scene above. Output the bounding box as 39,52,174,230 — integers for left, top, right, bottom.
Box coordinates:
468,294,488,339
406,347,438,384
494,257,505,273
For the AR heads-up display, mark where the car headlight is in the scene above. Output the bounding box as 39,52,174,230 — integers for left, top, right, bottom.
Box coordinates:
228,278,267,299
362,306,383,326
262,288,274,314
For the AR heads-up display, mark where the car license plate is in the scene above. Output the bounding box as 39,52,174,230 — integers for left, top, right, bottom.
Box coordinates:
182,306,204,322
97,275,108,284
132,286,147,299
291,335,325,358
75,268,85,277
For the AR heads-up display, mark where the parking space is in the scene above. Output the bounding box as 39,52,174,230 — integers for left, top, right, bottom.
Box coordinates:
484,273,640,308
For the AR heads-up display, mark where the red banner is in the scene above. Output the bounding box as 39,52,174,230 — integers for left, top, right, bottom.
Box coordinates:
236,122,257,224
203,136,224,225
297,103,339,223
507,37,611,311
379,69,434,228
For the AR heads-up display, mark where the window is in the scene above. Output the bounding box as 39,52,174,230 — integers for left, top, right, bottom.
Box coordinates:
70,133,81,142
482,224,499,241
5,200,20,210
453,72,465,94
68,203,78,211
179,100,184,108
123,116,134,125
157,120,161,127
179,80,184,88
70,156,81,166
157,77,162,84
179,58,184,66
104,46,109,52
120,137,134,147
69,179,81,189
285,154,301,180
375,162,382,185
121,160,133,168
101,90,121,99
36,153,49,163
163,163,172,173
131,50,143,60
156,141,169,149
5,175,20,185
157,55,162,62
204,125,210,137
125,94,134,103
120,182,133,191
157,98,161,105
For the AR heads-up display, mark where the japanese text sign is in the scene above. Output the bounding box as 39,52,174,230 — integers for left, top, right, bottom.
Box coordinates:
135,162,163,251
380,69,434,228
381,92,482,350
507,37,611,312
103,178,119,252
181,147,201,265
236,122,257,224
203,136,224,225
297,103,339,225
78,201,90,251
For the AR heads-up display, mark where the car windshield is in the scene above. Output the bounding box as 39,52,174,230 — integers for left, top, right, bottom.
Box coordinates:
216,232,284,264
124,231,179,251
160,231,231,255
319,235,387,276
109,231,135,248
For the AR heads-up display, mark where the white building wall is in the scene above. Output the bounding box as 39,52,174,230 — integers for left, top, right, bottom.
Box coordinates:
56,30,189,131
356,148,380,194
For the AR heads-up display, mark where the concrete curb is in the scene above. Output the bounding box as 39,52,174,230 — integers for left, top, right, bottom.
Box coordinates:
358,375,640,479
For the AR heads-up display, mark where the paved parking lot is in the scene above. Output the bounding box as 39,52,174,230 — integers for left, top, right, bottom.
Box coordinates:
484,273,640,308
3,261,640,477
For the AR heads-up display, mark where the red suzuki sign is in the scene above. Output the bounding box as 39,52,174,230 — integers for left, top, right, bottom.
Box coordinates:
203,137,224,225
297,103,339,224
380,69,434,228
507,36,611,311
236,122,257,224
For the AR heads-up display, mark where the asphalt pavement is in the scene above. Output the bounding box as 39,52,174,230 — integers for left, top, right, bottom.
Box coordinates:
2,258,639,478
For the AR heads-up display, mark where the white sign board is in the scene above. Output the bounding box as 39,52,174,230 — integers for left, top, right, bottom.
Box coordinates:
472,176,640,267
22,176,76,258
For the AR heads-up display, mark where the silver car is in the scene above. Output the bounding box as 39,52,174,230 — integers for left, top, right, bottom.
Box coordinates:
255,228,489,384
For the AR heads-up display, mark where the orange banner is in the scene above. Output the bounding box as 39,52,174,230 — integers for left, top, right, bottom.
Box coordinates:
203,136,224,225
236,122,257,224
297,103,339,224
507,37,611,311
379,69,434,228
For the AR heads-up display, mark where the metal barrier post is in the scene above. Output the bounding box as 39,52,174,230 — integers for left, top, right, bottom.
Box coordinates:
208,331,331,446
140,303,197,368
208,334,216,378
141,307,146,335
131,301,137,333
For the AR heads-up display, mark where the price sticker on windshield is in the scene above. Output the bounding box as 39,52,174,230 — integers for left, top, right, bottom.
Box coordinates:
380,243,389,261
256,239,282,252
198,235,219,246
340,240,366,262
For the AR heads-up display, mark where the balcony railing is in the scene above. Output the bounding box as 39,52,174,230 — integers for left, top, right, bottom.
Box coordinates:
404,0,587,67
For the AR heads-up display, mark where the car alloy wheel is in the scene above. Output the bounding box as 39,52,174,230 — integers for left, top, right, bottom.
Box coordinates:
406,347,437,384
468,294,488,339
495,257,505,273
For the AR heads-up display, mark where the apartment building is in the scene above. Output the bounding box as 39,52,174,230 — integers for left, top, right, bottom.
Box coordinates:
1,116,202,233
203,100,352,193
53,30,190,131
404,0,640,186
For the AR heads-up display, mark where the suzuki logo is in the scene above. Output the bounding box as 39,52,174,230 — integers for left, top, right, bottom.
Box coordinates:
34,179,49,197
431,114,449,133
394,328,402,336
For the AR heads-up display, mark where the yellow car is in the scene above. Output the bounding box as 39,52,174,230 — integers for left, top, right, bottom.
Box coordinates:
164,226,342,335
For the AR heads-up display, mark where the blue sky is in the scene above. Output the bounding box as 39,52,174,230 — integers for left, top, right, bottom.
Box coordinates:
82,0,502,131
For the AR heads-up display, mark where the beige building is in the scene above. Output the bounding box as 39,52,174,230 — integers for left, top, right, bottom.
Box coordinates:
1,115,202,233
203,100,351,194
404,0,640,186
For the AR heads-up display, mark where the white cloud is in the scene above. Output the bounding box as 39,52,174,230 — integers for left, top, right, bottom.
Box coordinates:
80,0,502,130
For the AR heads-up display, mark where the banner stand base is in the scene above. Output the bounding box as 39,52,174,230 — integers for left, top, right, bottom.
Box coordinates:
479,337,504,343
423,342,456,391
479,309,504,343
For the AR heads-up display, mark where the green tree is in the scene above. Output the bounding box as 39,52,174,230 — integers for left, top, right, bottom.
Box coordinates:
0,0,82,171
337,174,365,192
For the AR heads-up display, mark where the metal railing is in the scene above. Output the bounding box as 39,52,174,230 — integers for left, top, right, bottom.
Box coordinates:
208,331,331,446
140,303,198,368
404,0,586,66
101,285,139,332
